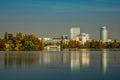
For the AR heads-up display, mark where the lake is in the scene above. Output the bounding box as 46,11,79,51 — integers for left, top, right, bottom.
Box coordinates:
0,49,120,80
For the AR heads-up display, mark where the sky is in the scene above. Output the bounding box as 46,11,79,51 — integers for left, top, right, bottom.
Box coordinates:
0,0,120,40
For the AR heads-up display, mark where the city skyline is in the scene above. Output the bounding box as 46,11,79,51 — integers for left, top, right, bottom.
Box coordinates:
0,0,120,40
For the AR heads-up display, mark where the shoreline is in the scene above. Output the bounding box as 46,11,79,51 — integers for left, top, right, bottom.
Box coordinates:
1,48,120,52
68,48,120,51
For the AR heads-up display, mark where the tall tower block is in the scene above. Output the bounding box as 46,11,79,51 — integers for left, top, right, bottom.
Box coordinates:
70,28,80,41
100,26,108,42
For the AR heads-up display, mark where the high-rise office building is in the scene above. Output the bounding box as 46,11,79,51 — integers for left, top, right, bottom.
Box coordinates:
70,28,80,40
100,26,108,42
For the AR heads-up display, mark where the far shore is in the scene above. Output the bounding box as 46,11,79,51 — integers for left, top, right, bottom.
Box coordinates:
63,48,120,51
0,48,120,52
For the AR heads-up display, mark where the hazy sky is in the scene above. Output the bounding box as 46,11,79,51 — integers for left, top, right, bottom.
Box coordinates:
0,0,120,40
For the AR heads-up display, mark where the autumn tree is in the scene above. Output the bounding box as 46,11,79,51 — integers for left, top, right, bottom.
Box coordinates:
0,38,5,51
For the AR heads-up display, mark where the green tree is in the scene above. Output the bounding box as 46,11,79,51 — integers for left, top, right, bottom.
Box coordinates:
16,32,23,40
69,40,76,48
37,40,44,51
14,40,23,51
8,33,13,40
0,38,5,51
4,32,8,41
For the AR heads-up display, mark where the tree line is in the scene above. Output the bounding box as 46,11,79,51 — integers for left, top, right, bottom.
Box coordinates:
61,40,120,49
0,32,120,51
0,32,44,51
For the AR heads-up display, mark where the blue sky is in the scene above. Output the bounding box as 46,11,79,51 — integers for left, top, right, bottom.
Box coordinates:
0,0,120,40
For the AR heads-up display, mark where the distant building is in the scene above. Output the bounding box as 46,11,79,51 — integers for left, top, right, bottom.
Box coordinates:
100,26,108,42
61,34,69,44
80,33,90,44
44,38,61,51
70,27,80,41
86,34,90,41
38,38,42,40
44,38,52,41
107,39,114,42
61,34,68,39
52,38,61,42
38,37,52,41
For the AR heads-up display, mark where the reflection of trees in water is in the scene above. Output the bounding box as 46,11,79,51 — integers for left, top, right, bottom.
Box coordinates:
4,52,39,69
3,50,120,74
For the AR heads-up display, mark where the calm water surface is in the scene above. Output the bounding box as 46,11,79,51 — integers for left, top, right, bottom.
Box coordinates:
0,50,120,80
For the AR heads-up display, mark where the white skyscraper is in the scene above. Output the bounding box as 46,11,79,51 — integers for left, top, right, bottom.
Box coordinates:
100,26,108,42
70,28,80,40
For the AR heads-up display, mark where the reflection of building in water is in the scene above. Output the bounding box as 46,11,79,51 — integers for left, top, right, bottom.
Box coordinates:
81,49,90,68
39,53,50,65
63,52,70,65
70,51,80,71
39,52,63,66
102,49,108,74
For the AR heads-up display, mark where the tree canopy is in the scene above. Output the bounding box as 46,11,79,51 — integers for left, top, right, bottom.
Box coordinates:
0,32,44,51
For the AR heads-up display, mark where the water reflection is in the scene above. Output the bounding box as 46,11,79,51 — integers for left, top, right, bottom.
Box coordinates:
0,50,120,75
81,49,90,68
70,51,80,71
39,52,62,67
39,53,51,65
70,49,90,71
102,49,108,74
4,52,39,69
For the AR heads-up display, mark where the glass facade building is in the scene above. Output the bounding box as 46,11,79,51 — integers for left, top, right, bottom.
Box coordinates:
100,26,108,42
